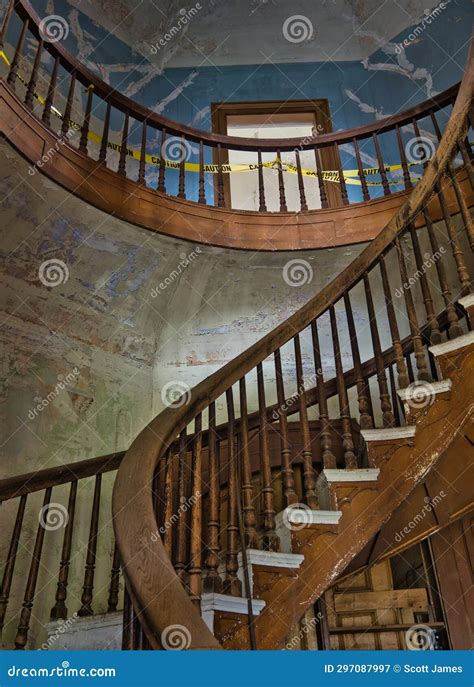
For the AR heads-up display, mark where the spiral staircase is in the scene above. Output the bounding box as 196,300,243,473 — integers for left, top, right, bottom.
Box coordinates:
0,0,473,652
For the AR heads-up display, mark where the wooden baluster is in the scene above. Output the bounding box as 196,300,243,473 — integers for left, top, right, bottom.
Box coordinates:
178,136,186,198
156,451,167,531
138,120,147,185
78,474,102,616
61,72,76,137
98,100,111,164
335,144,349,205
162,448,174,559
174,429,189,584
430,112,474,249
14,488,52,649
0,494,27,632
189,415,203,605
42,55,60,127
353,138,370,201
223,390,242,594
50,480,77,620
388,365,401,426
395,125,412,189
274,349,298,505
107,541,121,613
256,363,280,549
372,132,390,196
24,38,43,110
458,139,474,188
203,402,223,592
238,378,260,547
310,322,337,469
6,18,28,90
257,149,267,211
198,140,206,203
158,127,166,193
293,334,321,499
435,183,471,295
217,144,225,207
295,150,308,211
363,273,396,427
422,207,463,338
394,236,432,381
314,146,329,208
122,587,132,650
408,223,442,344
405,353,416,384
343,292,373,429
118,110,129,176
0,0,14,52
276,149,288,211
79,85,94,154
379,255,410,388
329,306,357,468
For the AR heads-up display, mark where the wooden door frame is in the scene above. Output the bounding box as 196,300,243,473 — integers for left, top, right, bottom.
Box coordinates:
211,99,342,209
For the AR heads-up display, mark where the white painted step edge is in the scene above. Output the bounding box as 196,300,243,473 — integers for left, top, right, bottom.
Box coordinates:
429,331,474,357
361,426,416,442
458,294,474,310
201,593,265,615
322,468,380,482
237,549,304,569
275,508,342,527
397,379,452,402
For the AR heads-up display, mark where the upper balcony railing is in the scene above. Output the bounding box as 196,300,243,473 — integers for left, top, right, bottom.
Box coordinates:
0,0,467,215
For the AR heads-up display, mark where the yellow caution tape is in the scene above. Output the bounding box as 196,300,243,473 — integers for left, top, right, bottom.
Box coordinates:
0,50,424,186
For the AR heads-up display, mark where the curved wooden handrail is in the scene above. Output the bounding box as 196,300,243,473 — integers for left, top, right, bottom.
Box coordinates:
0,0,464,227
112,39,473,649
12,0,460,151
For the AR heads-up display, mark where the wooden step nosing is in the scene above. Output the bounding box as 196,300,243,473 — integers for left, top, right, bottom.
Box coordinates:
200,593,266,615
458,294,474,309
321,468,380,482
275,508,343,526
397,379,452,401
237,549,305,569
